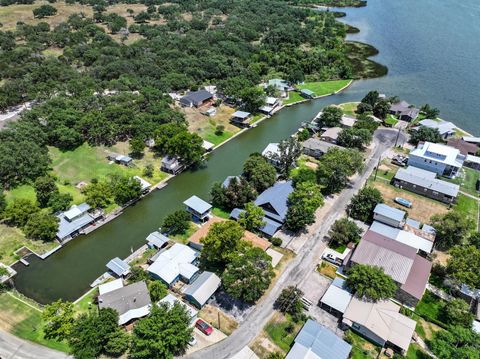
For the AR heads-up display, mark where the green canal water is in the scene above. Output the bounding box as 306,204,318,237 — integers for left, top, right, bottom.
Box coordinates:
14,0,480,303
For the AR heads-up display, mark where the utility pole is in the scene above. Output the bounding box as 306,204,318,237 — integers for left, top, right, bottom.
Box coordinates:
218,311,221,330
373,157,381,181
394,126,401,147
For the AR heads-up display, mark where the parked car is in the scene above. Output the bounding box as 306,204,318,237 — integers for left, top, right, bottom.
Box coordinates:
322,253,342,265
188,336,197,346
195,319,213,336
391,155,408,167
395,197,412,208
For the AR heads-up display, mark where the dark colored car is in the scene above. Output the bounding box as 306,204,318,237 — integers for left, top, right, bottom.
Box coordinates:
195,319,213,336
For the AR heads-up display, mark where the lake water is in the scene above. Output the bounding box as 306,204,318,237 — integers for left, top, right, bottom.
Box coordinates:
13,0,480,303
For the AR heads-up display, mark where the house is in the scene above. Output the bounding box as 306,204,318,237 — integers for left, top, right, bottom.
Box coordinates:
267,79,291,97
320,127,342,144
320,278,353,316
183,271,221,308
389,100,420,122
369,221,434,254
300,89,316,99
342,297,416,354
302,138,339,159
161,155,184,175
134,176,151,194
159,293,198,323
106,257,131,277
107,153,133,166
259,97,279,115
447,138,479,156
98,281,151,325
56,203,96,242
147,243,199,286
340,115,357,128
230,208,282,237
286,319,352,359
408,142,465,178
347,230,432,306
145,231,169,250
465,154,480,171
179,89,213,108
373,203,406,228
419,119,456,138
399,108,420,122
389,101,411,115
393,166,460,203
184,195,212,222
262,143,280,166
202,140,215,152
255,181,293,224
231,111,252,127
98,278,124,296
463,136,480,145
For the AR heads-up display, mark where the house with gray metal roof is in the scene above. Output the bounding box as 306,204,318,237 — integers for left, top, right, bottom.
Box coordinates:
320,278,353,316
183,271,221,308
56,203,95,242
161,155,184,175
254,181,294,224
146,231,169,249
286,319,351,359
373,203,406,228
98,281,151,325
184,195,212,222
300,89,315,99
419,119,456,138
106,257,131,277
179,89,213,108
393,166,460,203
231,111,252,127
302,138,339,159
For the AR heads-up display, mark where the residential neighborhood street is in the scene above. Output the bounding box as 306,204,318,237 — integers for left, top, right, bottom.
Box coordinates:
186,128,405,359
0,330,70,359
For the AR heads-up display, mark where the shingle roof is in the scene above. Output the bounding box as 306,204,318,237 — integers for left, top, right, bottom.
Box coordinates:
389,101,411,113
106,257,130,277
180,89,213,105
447,138,478,155
286,319,352,359
302,138,339,153
321,127,342,140
394,166,460,197
254,181,293,223
183,195,212,214
373,203,406,222
183,271,221,307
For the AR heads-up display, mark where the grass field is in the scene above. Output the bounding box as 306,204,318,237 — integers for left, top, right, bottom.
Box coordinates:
211,207,231,219
318,261,337,279
297,79,351,95
345,330,381,359
415,291,447,325
74,288,98,315
264,312,304,352
384,114,399,127
454,194,478,226
169,222,199,244
0,224,59,265
338,102,359,116
445,167,480,197
0,292,69,352
284,91,305,105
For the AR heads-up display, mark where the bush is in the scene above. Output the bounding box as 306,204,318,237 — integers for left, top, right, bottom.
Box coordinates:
271,237,282,246
215,125,225,135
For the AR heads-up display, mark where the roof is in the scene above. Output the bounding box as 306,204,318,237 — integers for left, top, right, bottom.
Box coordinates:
63,203,90,221
343,297,416,352
268,79,289,90
370,221,433,253
463,136,480,144
321,127,342,140
286,319,352,359
389,100,411,113
222,175,240,188
394,166,460,197
259,105,274,113
400,108,420,118
262,143,280,159
116,154,132,163
409,142,464,168
405,218,421,229
134,176,151,191
300,89,315,96
202,140,215,151
232,111,251,119
159,293,198,319
161,155,182,169
373,203,406,222
146,231,169,248
98,281,151,325
466,154,480,165
320,278,353,314
106,257,130,277
419,119,456,136
341,115,357,127
57,208,94,240
302,138,339,153
147,243,199,285
266,248,284,267
183,195,212,214
265,97,278,105
181,89,213,105
258,216,283,237
230,346,260,359
183,271,221,307
99,278,124,296
254,181,294,223
400,255,432,300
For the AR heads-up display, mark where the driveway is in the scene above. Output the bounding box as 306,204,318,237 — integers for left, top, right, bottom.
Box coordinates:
186,129,405,359
186,327,227,355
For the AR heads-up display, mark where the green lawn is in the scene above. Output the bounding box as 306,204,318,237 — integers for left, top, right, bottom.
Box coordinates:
212,207,231,219
338,102,359,116
0,292,69,352
406,343,430,359
384,114,399,127
445,167,480,197
264,313,304,352
454,194,478,225
201,127,234,146
344,330,381,359
297,79,351,96
169,222,198,244
74,288,98,315
415,291,447,326
284,91,304,105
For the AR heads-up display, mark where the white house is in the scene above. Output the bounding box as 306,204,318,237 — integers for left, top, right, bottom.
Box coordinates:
408,142,465,178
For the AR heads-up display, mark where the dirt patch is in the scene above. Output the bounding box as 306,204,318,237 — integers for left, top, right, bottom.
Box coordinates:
184,105,237,133
199,304,238,336
250,331,283,359
305,161,318,170
318,261,337,279
417,318,442,341
370,181,448,223
432,250,450,266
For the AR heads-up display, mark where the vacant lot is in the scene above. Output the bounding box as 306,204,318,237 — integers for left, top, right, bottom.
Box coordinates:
199,304,238,335
284,80,352,105
369,179,448,224
264,312,304,353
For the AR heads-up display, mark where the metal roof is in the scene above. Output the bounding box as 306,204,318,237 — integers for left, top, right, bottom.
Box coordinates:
302,138,339,153
409,142,464,168
183,195,212,214
232,111,251,119
106,257,130,277
394,166,460,197
57,210,94,240
405,218,421,229
159,293,198,319
254,181,294,223
180,89,213,105
286,319,352,359
373,203,406,222
400,255,432,300
419,119,456,135
98,278,124,295
320,278,353,314
300,89,315,96
146,231,169,248
262,143,280,159
134,176,151,191
222,175,240,188
231,208,282,237
463,136,480,144
183,271,221,307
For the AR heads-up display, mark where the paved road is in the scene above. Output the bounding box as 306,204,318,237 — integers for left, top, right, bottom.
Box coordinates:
186,128,405,359
0,330,70,359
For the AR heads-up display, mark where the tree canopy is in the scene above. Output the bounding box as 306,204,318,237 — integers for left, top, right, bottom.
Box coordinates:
317,106,343,127
430,325,480,359
269,137,302,177
347,186,383,222
431,211,475,250
409,126,443,145
285,181,324,232
238,202,265,231
243,153,277,192
328,217,362,245
446,245,480,288
346,264,397,301
161,210,191,235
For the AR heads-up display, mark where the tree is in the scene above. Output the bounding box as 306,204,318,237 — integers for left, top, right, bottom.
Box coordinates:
33,4,57,18
130,303,193,359
346,264,397,302
148,280,168,302
316,148,363,195
34,175,57,207
24,211,59,241
275,286,305,322
143,164,154,178
285,181,324,232
222,177,257,209
337,128,372,150
0,190,6,216
361,90,379,107
240,86,265,113
317,106,342,127
291,167,316,186
409,126,443,145
421,104,440,119
243,153,276,192
222,245,274,303
446,245,480,288
83,181,112,209
129,266,149,283
354,114,380,133
161,210,191,235
47,192,72,212
430,325,480,359
130,137,146,157
267,353,285,359
347,187,383,222
238,202,265,231
42,300,75,341
329,218,362,245
200,220,244,269
4,199,39,227
443,298,474,327
134,11,151,23
210,182,228,208
270,137,302,177
373,99,390,119
110,174,142,205
431,211,475,250
356,102,373,115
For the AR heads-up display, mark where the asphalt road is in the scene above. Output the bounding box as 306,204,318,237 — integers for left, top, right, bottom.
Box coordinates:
185,128,404,359
0,129,403,359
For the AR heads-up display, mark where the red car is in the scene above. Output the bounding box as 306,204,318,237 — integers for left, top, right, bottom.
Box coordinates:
195,319,213,336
